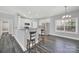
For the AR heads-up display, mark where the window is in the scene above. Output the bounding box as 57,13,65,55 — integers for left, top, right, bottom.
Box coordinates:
55,18,78,33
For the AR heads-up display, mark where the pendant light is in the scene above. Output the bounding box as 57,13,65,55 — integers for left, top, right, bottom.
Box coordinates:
62,6,71,19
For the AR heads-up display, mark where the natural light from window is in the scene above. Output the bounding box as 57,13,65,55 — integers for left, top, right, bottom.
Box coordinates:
55,18,78,33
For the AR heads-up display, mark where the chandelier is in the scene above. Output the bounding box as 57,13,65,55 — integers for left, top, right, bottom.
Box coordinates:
62,6,71,19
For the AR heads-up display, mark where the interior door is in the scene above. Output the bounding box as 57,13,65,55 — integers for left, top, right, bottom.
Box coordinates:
2,20,9,33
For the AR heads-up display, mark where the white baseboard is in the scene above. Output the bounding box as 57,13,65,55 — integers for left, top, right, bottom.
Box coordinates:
49,33,79,40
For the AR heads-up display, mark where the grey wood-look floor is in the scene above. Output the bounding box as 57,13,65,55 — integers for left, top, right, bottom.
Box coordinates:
0,33,79,53
0,33,23,53
35,35,79,53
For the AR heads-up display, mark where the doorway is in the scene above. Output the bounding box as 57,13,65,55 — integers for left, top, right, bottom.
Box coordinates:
0,20,10,37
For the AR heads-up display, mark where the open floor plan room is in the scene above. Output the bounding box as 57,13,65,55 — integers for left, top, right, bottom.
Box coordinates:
0,6,79,53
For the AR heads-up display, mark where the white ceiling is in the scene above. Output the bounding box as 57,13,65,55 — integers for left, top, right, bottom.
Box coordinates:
0,6,79,18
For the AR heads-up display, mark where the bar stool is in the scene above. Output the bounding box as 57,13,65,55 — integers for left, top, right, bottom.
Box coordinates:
27,31,36,53
41,29,45,44
41,29,45,36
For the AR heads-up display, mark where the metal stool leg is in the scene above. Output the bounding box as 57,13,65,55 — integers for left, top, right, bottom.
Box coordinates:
27,40,31,53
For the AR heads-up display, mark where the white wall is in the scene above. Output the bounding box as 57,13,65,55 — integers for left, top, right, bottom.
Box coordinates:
0,12,15,35
49,10,79,40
